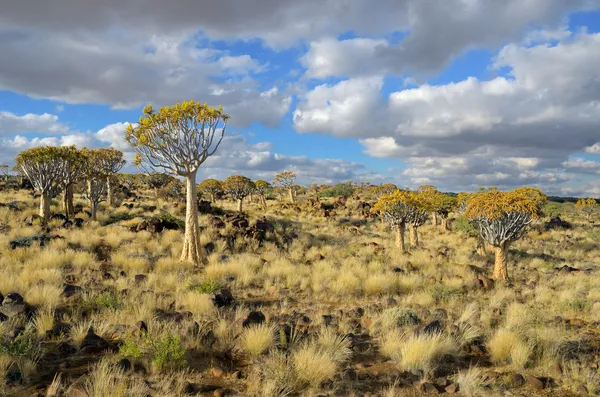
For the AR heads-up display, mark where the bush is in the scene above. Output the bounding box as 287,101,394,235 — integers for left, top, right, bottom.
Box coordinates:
192,280,225,294
150,332,187,371
319,182,354,199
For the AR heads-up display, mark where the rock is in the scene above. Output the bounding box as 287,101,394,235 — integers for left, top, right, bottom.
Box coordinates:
418,382,440,393
73,218,84,227
136,320,148,335
80,327,110,353
476,274,495,290
50,213,67,221
62,284,82,298
432,308,448,320
545,216,571,230
0,312,7,322
434,377,449,388
134,274,147,284
3,292,24,305
556,265,582,274
147,218,164,233
116,358,131,371
23,214,43,226
524,374,544,390
10,234,62,249
243,311,266,327
416,319,444,335
342,368,357,381
210,366,225,378
213,289,234,307
445,383,459,393
510,373,525,387
57,342,77,356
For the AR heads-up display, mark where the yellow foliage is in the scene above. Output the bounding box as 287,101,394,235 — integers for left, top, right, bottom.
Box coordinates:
465,188,546,220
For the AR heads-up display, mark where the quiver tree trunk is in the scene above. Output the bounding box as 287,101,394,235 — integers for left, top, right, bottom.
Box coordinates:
409,225,419,247
39,192,50,224
261,195,267,210
106,176,113,207
441,217,448,231
90,201,98,221
210,193,216,203
432,212,438,226
289,188,295,204
395,224,406,252
181,171,201,265
476,235,486,256
237,198,243,213
492,241,510,281
63,185,74,219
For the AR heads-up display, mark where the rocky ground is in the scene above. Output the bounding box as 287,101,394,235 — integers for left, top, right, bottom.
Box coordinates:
0,186,599,396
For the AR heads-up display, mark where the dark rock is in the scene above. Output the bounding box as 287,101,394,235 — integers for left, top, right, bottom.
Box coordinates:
136,320,148,335
418,382,440,393
231,217,249,229
213,289,234,308
545,216,571,231
510,373,525,387
10,234,62,249
476,274,495,290
73,218,84,227
3,292,24,305
556,265,582,274
50,213,67,222
80,327,110,353
0,312,7,322
421,319,444,335
243,311,266,327
116,358,131,372
62,284,82,298
57,342,77,356
445,383,459,393
134,274,147,284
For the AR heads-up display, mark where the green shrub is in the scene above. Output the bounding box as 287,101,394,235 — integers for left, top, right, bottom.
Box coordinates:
192,280,225,294
0,330,37,357
319,182,354,199
151,333,186,371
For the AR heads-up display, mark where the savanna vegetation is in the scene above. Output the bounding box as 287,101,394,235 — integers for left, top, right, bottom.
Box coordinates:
0,102,599,397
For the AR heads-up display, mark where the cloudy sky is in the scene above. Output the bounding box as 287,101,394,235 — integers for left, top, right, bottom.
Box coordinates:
1,1,600,196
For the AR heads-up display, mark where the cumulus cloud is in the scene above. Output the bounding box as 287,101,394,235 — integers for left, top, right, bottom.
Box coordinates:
295,30,600,193
0,111,70,135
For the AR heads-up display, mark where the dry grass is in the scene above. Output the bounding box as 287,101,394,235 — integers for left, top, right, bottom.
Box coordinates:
240,323,276,358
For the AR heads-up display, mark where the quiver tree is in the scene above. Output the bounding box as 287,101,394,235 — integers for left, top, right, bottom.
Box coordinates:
574,198,597,222
406,192,428,247
81,148,108,221
373,190,414,252
146,173,174,197
254,180,271,210
223,175,254,213
126,101,228,265
456,192,486,255
57,146,87,219
373,183,398,199
120,174,140,191
15,147,69,224
427,191,457,231
418,184,439,225
0,165,8,181
273,171,297,203
199,178,223,203
96,148,126,207
466,188,546,281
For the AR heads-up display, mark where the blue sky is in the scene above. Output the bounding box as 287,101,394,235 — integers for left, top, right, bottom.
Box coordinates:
1,1,600,196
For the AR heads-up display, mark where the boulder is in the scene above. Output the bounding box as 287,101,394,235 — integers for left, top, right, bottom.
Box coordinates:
242,311,266,327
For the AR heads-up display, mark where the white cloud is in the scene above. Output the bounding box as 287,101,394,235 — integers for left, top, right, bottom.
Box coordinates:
0,111,70,135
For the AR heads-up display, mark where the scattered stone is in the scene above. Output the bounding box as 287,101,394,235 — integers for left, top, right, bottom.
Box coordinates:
213,289,234,307
510,373,525,387
418,382,440,393
1,292,27,317
80,327,110,354
524,374,544,390
62,284,82,298
545,216,571,230
210,366,225,378
445,383,459,393
134,274,147,284
243,311,266,327
116,358,131,371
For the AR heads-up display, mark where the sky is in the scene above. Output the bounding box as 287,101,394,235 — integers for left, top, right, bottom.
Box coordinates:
1,0,600,196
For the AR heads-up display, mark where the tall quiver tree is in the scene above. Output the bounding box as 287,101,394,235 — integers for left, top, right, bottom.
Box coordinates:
57,146,86,219
254,180,271,210
80,148,108,221
466,188,546,281
0,165,8,181
15,147,68,224
574,198,597,222
429,191,457,231
126,102,227,265
223,175,254,213
373,190,413,252
96,148,125,207
199,178,223,203
273,171,297,203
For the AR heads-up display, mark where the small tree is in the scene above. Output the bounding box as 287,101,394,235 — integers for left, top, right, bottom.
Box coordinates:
0,165,8,181
466,188,546,281
145,173,175,197
96,148,126,207
418,184,439,225
428,191,457,231
57,146,87,219
199,179,223,203
223,175,254,213
120,173,141,191
81,148,108,221
254,180,271,210
406,192,429,247
126,101,228,265
15,147,69,224
273,171,297,203
373,190,414,252
574,198,597,222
